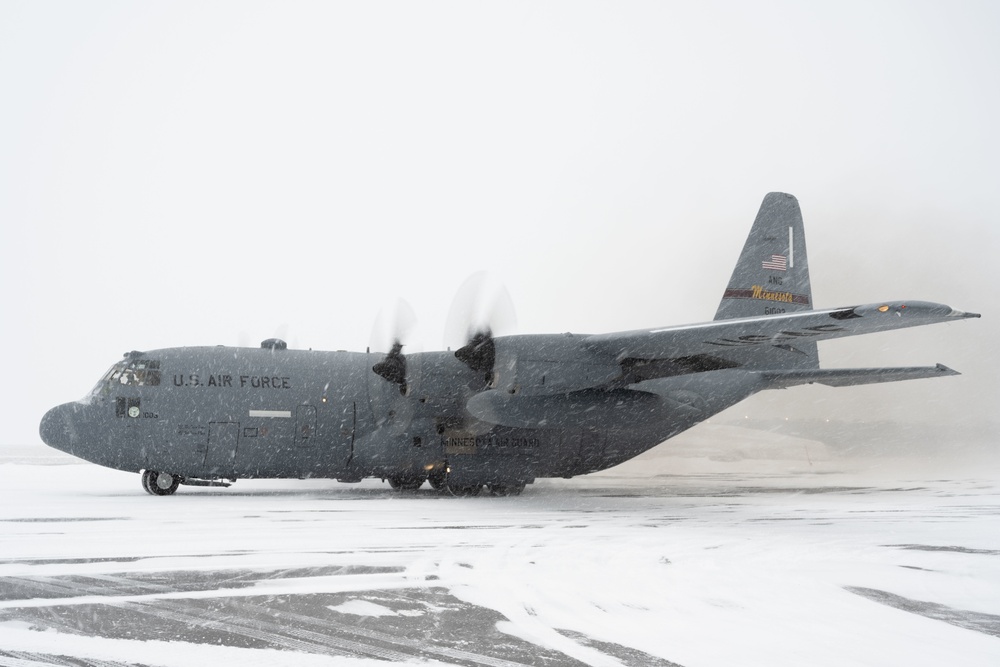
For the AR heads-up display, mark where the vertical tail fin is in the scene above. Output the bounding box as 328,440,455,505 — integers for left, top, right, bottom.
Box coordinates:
715,192,818,368
715,192,812,320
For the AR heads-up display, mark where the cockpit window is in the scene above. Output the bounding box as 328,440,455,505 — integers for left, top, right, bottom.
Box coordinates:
119,359,161,386
104,359,162,387
84,358,162,403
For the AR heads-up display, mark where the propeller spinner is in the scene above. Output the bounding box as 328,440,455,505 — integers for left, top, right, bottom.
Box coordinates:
372,341,408,394
454,329,495,376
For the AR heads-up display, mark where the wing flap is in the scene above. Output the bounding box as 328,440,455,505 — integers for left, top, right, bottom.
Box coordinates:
763,363,959,388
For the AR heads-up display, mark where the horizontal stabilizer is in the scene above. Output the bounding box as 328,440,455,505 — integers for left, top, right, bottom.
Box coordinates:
763,363,959,389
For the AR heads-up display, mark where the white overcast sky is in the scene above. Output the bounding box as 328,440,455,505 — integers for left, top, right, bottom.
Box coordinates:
2,1,998,446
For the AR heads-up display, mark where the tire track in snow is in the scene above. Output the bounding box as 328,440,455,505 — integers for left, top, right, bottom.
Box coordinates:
435,537,621,666
2,572,548,666
89,572,545,667
225,594,538,667
1,575,407,661
130,600,395,660
0,649,139,667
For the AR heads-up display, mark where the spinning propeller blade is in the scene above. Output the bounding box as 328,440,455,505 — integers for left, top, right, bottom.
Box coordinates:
445,272,515,377
372,340,407,390
455,329,495,374
370,299,418,394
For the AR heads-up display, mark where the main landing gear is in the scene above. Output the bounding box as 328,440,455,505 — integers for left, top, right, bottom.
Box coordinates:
389,469,527,496
421,466,527,496
486,482,526,497
443,483,526,496
386,474,426,491
141,470,181,496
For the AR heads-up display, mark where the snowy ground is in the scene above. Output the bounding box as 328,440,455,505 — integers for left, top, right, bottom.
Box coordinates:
1,427,998,667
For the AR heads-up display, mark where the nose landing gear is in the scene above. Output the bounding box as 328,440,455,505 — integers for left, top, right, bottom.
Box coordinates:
141,470,181,496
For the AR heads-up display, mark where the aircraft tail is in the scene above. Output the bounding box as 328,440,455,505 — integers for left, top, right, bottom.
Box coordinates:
714,192,818,368
715,192,813,320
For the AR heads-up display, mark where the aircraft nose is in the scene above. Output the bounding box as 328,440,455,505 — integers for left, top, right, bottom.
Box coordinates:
40,403,76,453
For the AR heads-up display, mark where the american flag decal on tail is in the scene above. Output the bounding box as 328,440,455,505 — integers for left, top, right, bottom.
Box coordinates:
762,254,787,271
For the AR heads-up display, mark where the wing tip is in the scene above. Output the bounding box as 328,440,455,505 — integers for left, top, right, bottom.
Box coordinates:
934,363,961,377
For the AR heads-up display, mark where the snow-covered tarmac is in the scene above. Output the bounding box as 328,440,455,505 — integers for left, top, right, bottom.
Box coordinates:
1,427,998,667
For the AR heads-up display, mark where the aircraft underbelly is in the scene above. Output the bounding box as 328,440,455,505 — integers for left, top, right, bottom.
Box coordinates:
438,425,541,485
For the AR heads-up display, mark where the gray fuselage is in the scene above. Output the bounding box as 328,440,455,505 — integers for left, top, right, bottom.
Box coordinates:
39,338,760,487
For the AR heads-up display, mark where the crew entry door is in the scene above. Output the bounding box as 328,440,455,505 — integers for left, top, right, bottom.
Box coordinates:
205,422,239,478
295,405,319,477
327,400,355,469
296,405,317,445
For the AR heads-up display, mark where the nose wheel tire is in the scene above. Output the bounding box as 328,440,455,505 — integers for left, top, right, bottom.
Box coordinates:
141,470,180,496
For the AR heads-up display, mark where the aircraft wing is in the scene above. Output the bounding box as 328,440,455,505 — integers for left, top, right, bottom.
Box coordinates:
583,300,979,366
761,363,960,388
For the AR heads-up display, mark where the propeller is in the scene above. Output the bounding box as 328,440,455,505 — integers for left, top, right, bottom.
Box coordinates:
443,272,517,351
372,341,408,392
445,272,516,379
455,329,495,374
370,299,419,395
369,299,418,354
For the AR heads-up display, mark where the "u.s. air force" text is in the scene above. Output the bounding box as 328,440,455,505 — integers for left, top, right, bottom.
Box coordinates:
173,374,291,389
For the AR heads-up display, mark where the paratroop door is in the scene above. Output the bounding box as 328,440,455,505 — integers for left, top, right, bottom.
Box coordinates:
205,421,239,477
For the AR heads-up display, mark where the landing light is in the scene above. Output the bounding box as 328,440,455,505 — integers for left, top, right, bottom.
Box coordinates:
878,305,889,312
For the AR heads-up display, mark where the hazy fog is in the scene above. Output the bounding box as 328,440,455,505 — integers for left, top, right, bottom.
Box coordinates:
2,1,997,447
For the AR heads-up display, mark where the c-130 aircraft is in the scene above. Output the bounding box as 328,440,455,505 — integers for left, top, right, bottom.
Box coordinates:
40,194,979,496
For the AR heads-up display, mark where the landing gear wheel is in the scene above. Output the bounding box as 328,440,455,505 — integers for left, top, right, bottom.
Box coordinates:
427,469,447,491
487,482,526,496
141,470,180,496
445,484,482,497
387,475,425,491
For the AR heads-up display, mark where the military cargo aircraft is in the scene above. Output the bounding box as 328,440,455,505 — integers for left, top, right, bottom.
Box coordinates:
40,193,979,496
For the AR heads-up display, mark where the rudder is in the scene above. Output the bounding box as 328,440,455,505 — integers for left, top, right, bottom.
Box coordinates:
715,192,813,321
714,192,818,369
